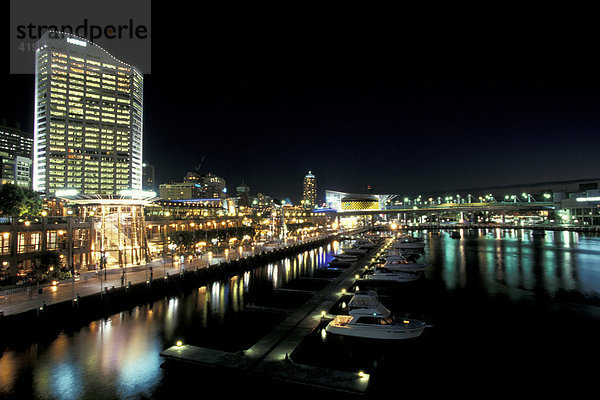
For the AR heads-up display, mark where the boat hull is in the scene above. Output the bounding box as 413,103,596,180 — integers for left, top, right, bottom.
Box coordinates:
325,324,425,340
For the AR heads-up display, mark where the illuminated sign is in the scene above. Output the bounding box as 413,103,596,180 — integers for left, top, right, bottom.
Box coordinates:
55,189,78,197
66,37,87,47
120,189,156,198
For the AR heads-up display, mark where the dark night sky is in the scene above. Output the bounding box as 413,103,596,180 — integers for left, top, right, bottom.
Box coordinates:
3,8,600,203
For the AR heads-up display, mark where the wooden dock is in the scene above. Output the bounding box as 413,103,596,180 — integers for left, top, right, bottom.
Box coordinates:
160,239,388,394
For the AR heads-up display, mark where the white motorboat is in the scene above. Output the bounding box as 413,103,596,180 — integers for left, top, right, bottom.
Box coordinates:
346,291,391,317
392,239,425,250
383,260,428,272
353,238,377,249
342,247,368,255
325,314,429,340
363,269,421,282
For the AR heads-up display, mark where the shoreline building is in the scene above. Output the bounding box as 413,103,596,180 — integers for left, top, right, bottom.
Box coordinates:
302,171,316,209
33,32,143,197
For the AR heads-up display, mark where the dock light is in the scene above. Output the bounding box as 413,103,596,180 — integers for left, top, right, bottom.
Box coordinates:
403,320,410,324
341,288,346,294
358,371,366,378
176,340,183,347
321,311,326,317
355,274,360,279
51,280,58,286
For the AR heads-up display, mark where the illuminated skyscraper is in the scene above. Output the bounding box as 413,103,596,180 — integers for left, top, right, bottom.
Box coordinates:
302,171,316,209
33,32,143,196
0,122,33,188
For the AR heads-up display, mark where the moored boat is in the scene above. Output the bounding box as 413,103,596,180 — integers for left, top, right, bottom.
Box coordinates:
325,314,429,339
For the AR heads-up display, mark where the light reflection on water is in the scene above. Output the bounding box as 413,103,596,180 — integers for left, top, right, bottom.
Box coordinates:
0,241,339,399
428,229,600,299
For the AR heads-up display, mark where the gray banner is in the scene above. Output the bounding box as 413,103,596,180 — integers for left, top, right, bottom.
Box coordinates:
10,0,151,74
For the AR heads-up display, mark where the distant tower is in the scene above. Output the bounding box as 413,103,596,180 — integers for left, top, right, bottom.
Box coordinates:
142,162,155,191
302,171,316,209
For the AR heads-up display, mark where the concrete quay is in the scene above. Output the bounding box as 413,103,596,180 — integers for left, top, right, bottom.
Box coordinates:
0,233,359,341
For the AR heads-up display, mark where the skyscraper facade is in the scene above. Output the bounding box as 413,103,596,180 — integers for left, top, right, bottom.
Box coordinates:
302,171,316,209
0,123,34,188
33,32,143,196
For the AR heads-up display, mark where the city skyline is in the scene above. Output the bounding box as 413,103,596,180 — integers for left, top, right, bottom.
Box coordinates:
3,12,600,202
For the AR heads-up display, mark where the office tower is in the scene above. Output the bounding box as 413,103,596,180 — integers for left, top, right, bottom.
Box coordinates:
0,123,34,188
142,162,155,191
201,173,226,199
33,32,143,196
236,182,250,196
302,171,316,209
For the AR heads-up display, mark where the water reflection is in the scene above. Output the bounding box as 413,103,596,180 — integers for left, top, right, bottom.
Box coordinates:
429,229,600,298
0,241,339,399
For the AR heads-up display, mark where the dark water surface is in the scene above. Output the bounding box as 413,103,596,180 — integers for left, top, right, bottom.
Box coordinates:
2,230,600,399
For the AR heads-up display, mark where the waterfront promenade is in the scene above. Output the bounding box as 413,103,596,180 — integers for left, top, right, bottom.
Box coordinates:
0,234,342,317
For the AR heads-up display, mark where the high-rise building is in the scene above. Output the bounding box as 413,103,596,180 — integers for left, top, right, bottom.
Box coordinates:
0,123,34,188
201,173,226,199
142,162,155,191
33,32,143,196
0,122,33,158
302,171,316,209
236,182,250,196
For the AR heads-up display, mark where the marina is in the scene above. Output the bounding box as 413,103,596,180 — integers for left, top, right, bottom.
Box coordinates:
1,229,600,398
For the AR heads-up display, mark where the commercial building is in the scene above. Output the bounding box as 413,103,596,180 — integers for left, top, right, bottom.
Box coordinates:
201,173,226,199
159,182,203,200
0,123,34,188
0,216,93,284
302,171,316,209
142,162,155,191
165,172,227,200
33,32,143,196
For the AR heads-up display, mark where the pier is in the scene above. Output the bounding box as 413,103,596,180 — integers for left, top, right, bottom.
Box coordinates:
160,238,387,394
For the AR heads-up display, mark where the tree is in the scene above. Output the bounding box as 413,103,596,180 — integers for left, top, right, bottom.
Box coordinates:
0,184,43,217
31,250,64,282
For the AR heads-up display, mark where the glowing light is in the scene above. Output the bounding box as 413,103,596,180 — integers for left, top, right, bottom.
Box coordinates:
176,340,183,347
120,189,156,198
576,197,600,202
55,189,78,197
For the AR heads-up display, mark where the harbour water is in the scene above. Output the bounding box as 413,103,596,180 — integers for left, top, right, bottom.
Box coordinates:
1,230,600,399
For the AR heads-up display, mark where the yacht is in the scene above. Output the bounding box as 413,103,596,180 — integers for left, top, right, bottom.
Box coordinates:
392,238,425,249
325,314,429,340
363,268,421,282
341,247,368,255
449,231,461,238
353,238,377,249
346,291,391,317
382,260,428,272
